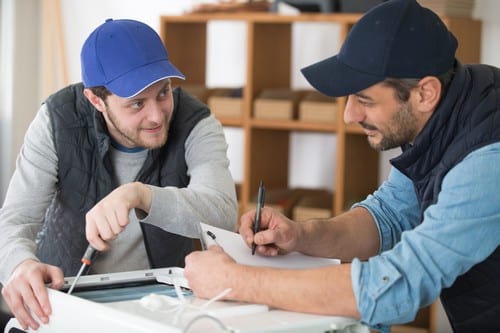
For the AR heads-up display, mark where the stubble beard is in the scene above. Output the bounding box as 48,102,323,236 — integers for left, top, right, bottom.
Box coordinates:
366,102,419,151
105,106,169,149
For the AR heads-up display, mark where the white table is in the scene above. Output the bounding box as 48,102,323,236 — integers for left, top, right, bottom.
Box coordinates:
4,284,368,333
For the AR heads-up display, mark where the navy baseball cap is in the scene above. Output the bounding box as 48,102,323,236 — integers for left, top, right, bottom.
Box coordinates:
301,0,458,97
81,19,185,98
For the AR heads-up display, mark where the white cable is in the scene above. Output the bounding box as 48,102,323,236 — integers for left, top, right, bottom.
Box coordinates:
139,283,235,330
200,288,232,309
182,314,234,333
173,278,186,303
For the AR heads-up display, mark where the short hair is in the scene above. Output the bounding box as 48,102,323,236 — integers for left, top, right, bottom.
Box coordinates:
381,67,456,103
89,86,112,102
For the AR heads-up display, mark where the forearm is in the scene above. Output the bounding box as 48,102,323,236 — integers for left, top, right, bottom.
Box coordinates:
143,182,237,238
296,206,380,261
228,263,359,318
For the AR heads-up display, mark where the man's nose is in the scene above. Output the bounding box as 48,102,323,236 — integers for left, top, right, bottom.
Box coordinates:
147,103,164,122
343,96,364,124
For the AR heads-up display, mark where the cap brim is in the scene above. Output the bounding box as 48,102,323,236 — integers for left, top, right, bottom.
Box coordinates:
106,59,185,98
301,55,384,97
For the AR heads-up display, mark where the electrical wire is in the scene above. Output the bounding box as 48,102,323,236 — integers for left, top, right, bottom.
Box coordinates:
182,314,234,333
139,279,234,331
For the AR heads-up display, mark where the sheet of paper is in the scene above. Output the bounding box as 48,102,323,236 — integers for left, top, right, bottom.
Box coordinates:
200,223,340,269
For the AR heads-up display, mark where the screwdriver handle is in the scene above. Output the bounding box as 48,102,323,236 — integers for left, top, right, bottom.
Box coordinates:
81,245,96,266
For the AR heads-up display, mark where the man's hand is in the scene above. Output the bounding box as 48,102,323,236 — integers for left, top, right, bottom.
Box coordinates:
85,182,151,251
238,207,301,256
1,259,64,331
184,246,237,299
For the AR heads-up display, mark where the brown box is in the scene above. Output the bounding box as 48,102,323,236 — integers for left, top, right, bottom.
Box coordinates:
293,189,333,222
254,89,302,120
299,91,337,123
416,0,475,18
207,88,243,119
247,188,302,217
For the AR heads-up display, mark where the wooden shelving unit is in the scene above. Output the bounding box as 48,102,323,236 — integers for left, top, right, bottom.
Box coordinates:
160,14,481,331
160,12,481,221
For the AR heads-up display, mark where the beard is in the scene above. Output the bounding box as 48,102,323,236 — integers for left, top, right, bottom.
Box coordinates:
361,101,419,151
105,105,169,149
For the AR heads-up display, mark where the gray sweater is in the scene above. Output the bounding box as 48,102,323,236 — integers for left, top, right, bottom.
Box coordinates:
0,104,238,283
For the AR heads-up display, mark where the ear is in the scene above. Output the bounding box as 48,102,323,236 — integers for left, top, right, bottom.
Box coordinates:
415,76,442,113
83,88,106,113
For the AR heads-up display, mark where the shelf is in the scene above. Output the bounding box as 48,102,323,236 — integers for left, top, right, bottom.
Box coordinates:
218,117,244,127
250,118,337,132
161,11,480,221
161,12,481,219
163,12,362,24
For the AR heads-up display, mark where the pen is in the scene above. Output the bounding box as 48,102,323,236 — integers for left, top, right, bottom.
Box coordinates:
206,230,221,247
252,181,265,255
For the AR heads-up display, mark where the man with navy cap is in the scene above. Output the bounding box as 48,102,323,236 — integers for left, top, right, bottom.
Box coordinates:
184,0,500,331
0,19,237,330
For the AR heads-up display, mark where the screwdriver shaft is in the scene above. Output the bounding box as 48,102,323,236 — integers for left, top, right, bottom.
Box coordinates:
67,262,86,295
67,245,96,295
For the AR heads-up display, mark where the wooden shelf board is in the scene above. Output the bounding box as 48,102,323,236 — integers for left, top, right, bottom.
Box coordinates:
163,13,362,24
251,118,337,132
218,117,244,127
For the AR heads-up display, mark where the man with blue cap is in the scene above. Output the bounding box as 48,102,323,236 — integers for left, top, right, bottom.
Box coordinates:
0,19,237,330
184,0,500,332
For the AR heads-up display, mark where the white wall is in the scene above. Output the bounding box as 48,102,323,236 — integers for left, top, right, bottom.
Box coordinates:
0,0,41,200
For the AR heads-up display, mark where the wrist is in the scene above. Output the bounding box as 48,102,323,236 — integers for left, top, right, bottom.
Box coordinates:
293,220,307,252
133,182,152,213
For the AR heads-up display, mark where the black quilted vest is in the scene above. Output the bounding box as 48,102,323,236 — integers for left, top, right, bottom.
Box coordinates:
390,63,500,332
35,83,210,276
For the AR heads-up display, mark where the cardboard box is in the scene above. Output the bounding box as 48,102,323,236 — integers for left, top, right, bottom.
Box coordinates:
254,89,302,120
207,88,243,119
247,188,302,217
293,189,333,222
299,91,337,123
416,0,475,17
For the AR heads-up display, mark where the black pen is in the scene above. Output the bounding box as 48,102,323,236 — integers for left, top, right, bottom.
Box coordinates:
206,230,221,247
252,181,265,255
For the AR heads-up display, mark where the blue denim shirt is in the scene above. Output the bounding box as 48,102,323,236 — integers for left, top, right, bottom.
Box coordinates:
351,142,500,332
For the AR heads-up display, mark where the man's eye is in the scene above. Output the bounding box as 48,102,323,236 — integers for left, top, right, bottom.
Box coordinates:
159,88,169,98
358,100,372,107
132,101,143,109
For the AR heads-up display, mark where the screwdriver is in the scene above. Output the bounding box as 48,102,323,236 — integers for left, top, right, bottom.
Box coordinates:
67,245,96,295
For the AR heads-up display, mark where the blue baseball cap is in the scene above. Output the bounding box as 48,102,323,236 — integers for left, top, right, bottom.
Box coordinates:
81,18,185,98
301,0,458,97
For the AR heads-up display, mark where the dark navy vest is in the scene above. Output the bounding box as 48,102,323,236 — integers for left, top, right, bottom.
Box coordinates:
35,83,210,276
391,63,500,332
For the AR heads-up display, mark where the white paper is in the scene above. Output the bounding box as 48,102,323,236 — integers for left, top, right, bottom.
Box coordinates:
200,223,340,269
